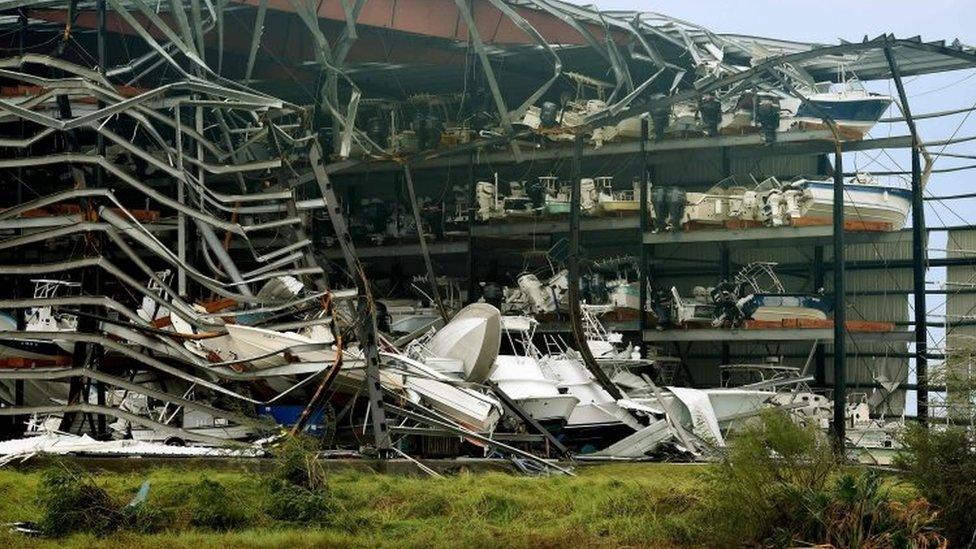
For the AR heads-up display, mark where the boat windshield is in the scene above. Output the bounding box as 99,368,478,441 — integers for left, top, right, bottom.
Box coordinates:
754,177,782,193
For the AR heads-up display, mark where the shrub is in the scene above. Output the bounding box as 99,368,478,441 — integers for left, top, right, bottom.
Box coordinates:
895,424,976,546
265,479,333,524
706,408,837,545
35,463,125,537
270,434,327,491
706,409,946,547
186,478,250,531
819,470,944,548
263,434,333,524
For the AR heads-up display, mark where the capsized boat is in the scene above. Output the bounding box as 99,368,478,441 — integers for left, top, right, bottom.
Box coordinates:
393,353,503,432
490,355,579,427
535,332,643,440
223,323,338,370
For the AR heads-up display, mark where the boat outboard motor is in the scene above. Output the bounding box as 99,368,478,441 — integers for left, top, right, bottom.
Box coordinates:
539,101,560,128
482,281,503,310
666,187,687,231
709,280,744,326
475,181,496,220
375,301,391,333
651,186,669,232
589,273,608,304
699,94,722,136
649,94,671,141
755,96,781,143
580,178,597,213
763,189,787,226
366,115,389,148
517,272,555,313
526,179,545,209
579,275,593,304
425,114,444,149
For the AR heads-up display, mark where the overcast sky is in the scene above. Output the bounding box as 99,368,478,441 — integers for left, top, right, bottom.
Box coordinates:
577,0,975,45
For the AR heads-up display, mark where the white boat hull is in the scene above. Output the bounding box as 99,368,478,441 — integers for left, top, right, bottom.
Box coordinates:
224,324,336,370
515,395,580,423
489,355,578,424
426,304,502,383
798,182,911,229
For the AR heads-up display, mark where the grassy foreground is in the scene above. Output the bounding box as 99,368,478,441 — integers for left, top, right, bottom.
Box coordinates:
0,462,719,548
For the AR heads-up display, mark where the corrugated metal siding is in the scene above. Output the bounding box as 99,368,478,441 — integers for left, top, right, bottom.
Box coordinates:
729,155,821,180
656,235,911,414
945,229,976,421
653,152,820,188
656,158,725,186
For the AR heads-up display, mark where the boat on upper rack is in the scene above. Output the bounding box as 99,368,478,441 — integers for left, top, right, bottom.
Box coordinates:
665,262,831,328
593,176,646,216
0,279,80,364
668,172,911,231
779,173,912,228
780,77,892,139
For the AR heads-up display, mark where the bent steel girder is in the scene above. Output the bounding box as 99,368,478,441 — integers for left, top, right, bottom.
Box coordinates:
0,295,204,364
284,0,386,158
0,153,245,236
0,367,271,429
2,203,313,297
0,403,252,447
480,0,561,121
0,257,218,331
453,0,521,161
0,72,293,169
0,331,255,402
579,35,976,135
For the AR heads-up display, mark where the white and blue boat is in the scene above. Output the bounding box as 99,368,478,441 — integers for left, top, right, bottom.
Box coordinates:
782,79,892,138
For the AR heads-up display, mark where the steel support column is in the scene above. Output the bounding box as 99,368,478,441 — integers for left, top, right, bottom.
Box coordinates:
719,147,732,366
831,148,846,449
466,151,478,304
402,164,449,321
309,141,390,454
569,134,622,399
94,0,108,438
884,47,928,424
814,245,826,388
638,116,649,333
719,243,731,365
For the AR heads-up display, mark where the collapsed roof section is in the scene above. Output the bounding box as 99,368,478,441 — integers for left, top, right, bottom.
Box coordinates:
1,1,975,160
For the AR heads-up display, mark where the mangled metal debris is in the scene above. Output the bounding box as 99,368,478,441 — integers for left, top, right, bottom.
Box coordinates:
0,0,970,470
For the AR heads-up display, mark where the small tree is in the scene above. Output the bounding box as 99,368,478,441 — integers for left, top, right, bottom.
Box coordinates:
896,424,976,547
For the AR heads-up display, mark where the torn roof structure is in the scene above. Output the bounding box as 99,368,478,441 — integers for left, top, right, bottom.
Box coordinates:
2,1,974,161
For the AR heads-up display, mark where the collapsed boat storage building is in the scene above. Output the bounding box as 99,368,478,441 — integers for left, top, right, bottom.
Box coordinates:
0,0,974,465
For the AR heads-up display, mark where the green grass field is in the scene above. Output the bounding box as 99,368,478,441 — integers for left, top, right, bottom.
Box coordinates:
0,462,718,549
